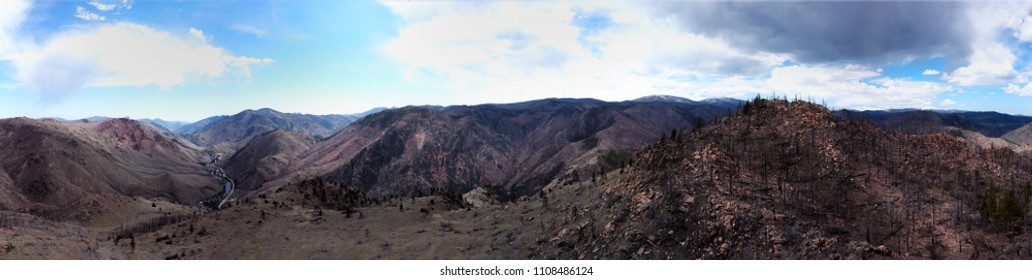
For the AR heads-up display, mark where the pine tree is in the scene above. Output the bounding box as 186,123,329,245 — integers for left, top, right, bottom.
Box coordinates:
999,191,1023,224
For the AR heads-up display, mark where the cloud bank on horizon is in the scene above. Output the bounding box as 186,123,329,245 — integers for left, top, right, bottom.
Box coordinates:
1,0,1031,120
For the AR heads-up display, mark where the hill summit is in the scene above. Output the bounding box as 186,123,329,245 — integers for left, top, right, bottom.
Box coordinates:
546,97,1032,259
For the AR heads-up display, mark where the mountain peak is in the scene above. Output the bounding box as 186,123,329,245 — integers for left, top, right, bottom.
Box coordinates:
179,107,358,148
701,97,743,103
243,108,281,114
94,118,185,154
633,95,696,103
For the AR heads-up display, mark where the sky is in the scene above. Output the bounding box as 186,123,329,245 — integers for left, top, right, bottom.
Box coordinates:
1,1,1032,121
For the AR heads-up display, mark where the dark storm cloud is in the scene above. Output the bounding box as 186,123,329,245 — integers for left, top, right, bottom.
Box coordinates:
651,1,973,63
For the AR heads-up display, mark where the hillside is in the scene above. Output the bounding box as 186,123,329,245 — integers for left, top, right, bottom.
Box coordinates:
94,118,199,161
545,98,1032,259
0,118,216,221
222,130,315,193
1003,123,1032,145
262,98,739,199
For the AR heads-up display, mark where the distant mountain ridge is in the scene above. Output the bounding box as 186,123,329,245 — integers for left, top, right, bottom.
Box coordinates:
633,95,746,108
138,118,190,133
633,95,697,103
176,108,360,152
834,109,1032,138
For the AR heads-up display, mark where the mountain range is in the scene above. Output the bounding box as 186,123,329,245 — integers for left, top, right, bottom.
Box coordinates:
274,98,737,199
2,95,1032,259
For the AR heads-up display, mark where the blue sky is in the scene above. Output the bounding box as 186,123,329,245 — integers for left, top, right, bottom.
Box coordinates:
1,1,1032,121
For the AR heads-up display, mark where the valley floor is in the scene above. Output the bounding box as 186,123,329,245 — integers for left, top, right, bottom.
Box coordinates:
0,178,598,259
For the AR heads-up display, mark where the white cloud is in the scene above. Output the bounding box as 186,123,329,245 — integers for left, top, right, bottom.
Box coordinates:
606,14,787,78
922,69,940,76
75,6,105,21
1004,83,1032,96
87,0,131,12
189,27,205,41
764,64,953,109
943,42,1018,85
379,1,457,22
1010,11,1032,43
943,2,1032,86
230,23,267,38
2,0,263,103
379,1,950,109
380,1,787,104
0,0,31,58
89,1,116,12
5,22,272,101
940,98,956,106
383,2,582,76
381,1,595,103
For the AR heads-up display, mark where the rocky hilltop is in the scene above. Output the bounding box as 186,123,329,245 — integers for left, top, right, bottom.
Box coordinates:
546,98,1032,259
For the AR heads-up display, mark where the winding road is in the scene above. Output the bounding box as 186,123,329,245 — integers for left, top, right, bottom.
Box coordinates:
200,153,235,210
